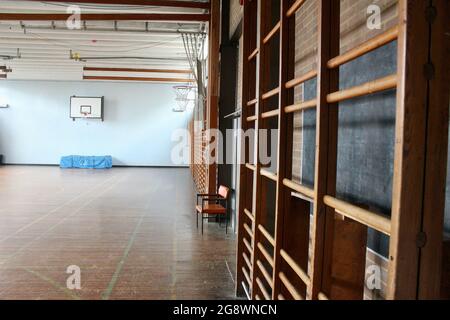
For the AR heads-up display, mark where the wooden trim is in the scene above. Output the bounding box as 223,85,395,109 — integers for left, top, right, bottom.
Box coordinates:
83,75,193,82
84,67,191,74
23,0,211,9
0,13,210,22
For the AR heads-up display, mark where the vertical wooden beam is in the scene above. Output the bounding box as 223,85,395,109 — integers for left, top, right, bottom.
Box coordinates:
418,0,450,299
236,0,252,298
207,0,221,194
309,0,340,300
250,0,265,300
272,0,295,299
387,0,430,300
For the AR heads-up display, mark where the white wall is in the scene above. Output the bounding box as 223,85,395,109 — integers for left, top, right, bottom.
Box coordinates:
0,80,191,166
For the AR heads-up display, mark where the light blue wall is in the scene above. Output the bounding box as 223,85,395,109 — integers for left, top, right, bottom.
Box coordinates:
0,80,191,166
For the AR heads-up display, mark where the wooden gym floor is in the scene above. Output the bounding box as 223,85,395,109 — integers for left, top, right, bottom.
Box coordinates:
0,166,236,300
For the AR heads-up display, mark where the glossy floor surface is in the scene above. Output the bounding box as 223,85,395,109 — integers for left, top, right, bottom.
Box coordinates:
0,166,236,300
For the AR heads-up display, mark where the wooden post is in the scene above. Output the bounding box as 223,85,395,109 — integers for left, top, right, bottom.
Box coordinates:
417,0,450,299
272,0,295,299
250,0,265,300
207,0,220,194
309,0,340,300
387,0,432,300
236,0,254,298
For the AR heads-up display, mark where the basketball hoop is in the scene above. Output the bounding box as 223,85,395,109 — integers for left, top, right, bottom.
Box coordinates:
173,85,195,112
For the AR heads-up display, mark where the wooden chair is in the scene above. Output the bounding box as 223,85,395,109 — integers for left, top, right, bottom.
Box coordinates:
196,186,230,235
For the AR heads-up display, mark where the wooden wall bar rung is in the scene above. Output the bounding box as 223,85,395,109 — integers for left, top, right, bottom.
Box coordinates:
279,272,304,300
282,178,315,199
280,249,311,286
284,99,317,114
246,164,256,171
257,242,275,267
286,0,307,18
326,74,397,104
327,26,399,69
262,87,280,100
247,98,258,107
244,208,255,222
285,70,318,89
256,260,274,289
243,238,253,254
263,21,281,44
243,252,253,270
318,292,329,300
323,195,391,236
242,282,251,300
261,109,280,119
258,225,276,246
242,267,252,288
247,115,258,122
248,48,259,61
260,169,278,182
256,277,271,300
244,223,254,238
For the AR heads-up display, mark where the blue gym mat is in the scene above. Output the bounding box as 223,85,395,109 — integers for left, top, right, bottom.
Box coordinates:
60,155,113,169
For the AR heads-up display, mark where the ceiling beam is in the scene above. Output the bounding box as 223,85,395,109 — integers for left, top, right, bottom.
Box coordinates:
0,13,210,22
84,67,191,74
23,0,210,10
83,75,194,83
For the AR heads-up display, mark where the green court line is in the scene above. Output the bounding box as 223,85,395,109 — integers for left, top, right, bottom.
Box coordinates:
22,267,81,300
101,213,146,300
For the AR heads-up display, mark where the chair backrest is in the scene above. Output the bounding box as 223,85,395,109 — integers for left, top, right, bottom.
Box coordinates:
218,185,230,199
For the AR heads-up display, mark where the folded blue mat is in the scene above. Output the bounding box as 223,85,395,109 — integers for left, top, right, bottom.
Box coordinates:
60,155,112,169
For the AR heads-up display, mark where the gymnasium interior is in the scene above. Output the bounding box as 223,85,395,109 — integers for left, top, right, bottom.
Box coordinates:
0,0,449,301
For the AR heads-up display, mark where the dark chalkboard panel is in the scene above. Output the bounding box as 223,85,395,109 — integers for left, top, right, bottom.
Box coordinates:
301,41,398,258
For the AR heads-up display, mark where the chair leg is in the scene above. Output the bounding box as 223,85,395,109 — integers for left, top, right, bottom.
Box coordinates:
196,212,198,229
201,214,204,235
225,214,228,235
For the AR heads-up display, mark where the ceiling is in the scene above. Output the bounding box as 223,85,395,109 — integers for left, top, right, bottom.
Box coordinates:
0,0,209,83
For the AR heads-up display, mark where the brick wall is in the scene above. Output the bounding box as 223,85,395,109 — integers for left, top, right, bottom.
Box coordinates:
229,0,243,39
